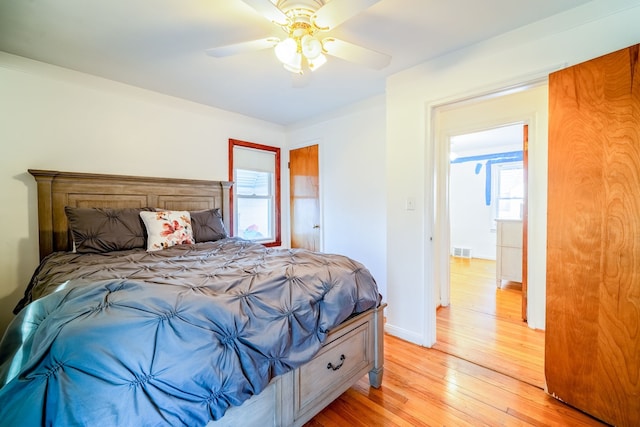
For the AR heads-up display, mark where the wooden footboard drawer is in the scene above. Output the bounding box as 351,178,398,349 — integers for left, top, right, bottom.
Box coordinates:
295,321,371,417
208,305,384,427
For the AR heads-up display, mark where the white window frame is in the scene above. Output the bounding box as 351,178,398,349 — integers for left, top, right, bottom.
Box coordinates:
493,161,524,221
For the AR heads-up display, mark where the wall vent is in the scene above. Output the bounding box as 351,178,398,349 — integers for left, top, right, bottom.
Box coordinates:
452,247,472,258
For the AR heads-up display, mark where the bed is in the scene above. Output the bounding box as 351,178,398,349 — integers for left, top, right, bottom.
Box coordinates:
0,169,385,427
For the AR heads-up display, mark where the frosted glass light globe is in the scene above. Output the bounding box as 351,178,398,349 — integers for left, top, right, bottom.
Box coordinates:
301,35,322,59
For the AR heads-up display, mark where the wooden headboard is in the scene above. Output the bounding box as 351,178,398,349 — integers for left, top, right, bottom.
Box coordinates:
29,169,232,260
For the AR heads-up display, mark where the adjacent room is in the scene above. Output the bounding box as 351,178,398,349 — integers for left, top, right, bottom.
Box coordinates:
1,0,639,425
438,122,545,386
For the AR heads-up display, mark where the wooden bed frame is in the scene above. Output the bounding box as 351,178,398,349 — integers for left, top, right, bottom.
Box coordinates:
28,169,385,427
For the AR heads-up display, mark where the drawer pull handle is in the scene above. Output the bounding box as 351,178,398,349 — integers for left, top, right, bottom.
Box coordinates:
327,354,346,371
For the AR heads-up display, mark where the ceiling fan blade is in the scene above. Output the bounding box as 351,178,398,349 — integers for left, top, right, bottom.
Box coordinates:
240,0,289,26
312,0,382,30
322,38,391,70
205,37,280,58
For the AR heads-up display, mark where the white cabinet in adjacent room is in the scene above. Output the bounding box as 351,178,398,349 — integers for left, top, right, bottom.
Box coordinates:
496,219,522,287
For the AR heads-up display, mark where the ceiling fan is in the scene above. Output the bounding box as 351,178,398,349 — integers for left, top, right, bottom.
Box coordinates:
206,0,391,74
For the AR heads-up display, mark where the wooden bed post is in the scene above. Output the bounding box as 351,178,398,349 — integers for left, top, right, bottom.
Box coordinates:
220,181,233,234
28,169,56,261
369,303,386,388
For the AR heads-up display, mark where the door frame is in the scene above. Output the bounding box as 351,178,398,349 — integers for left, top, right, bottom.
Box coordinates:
426,78,549,345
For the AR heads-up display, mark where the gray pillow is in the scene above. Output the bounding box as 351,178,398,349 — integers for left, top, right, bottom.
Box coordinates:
190,208,227,243
65,207,153,253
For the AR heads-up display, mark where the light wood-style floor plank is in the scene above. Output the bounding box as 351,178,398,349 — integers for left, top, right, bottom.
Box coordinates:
307,257,607,426
309,335,605,426
434,257,544,387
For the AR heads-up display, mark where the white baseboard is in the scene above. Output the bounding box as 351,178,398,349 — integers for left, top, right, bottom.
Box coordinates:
383,323,426,347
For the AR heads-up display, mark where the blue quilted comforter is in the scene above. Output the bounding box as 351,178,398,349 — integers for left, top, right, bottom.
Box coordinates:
0,238,380,426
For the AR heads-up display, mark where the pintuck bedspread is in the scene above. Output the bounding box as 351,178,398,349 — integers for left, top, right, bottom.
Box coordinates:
0,238,381,426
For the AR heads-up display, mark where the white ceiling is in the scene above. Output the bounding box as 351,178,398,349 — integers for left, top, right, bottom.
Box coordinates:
451,123,524,155
0,0,591,125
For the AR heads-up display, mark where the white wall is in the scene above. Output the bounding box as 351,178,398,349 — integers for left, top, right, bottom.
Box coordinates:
450,142,522,261
286,97,387,300
450,157,497,259
0,52,286,335
385,0,640,345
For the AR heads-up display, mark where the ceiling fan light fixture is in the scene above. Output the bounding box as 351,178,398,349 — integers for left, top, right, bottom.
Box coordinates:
282,52,303,74
301,34,322,59
208,1,391,77
321,37,335,51
307,53,327,71
274,37,298,63
275,31,324,74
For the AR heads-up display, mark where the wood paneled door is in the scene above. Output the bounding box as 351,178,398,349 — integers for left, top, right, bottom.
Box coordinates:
546,44,640,426
289,145,320,251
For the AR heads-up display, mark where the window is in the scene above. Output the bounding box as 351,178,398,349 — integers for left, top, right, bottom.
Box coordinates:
494,162,524,220
229,139,281,246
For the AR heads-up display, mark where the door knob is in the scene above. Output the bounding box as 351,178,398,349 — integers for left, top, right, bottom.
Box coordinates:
313,224,320,229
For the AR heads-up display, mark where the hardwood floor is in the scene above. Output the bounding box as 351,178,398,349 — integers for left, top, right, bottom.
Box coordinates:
306,257,607,426
434,257,545,388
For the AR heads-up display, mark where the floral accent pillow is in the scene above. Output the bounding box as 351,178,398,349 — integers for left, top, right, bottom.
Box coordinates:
139,210,194,251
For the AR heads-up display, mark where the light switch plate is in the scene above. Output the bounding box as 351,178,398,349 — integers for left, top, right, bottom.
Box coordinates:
405,197,415,210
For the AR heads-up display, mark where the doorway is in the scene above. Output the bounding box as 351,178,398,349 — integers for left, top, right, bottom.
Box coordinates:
449,124,526,316
434,123,544,387
431,84,548,387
